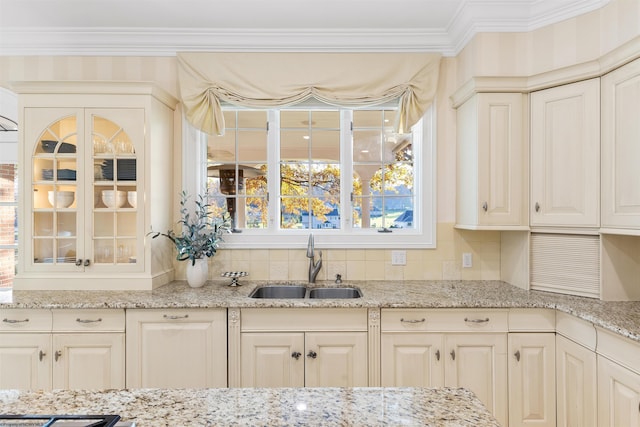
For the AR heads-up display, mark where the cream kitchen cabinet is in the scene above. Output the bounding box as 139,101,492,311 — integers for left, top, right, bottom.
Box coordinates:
456,92,528,230
508,333,556,427
0,308,125,390
601,57,640,234
530,78,600,228
12,81,177,291
596,327,640,427
556,312,597,427
235,308,369,388
126,308,227,388
380,309,508,426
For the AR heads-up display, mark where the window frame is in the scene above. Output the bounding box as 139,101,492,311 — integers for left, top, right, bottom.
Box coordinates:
184,104,436,249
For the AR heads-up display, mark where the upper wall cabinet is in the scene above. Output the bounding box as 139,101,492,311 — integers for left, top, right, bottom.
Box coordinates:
601,58,640,235
530,79,600,229
12,82,178,291
456,93,528,230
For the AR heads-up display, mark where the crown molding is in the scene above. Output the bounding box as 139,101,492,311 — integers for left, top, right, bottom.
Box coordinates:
0,0,612,57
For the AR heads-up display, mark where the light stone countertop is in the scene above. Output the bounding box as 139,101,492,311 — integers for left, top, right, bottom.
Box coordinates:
2,279,640,343
0,387,500,426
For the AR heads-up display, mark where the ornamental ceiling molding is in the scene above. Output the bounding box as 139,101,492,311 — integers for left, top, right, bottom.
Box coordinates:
0,0,610,57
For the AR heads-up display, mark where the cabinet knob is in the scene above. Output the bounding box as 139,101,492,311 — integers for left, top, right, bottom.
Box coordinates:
514,350,521,362
482,202,488,212
307,350,317,359
450,350,456,360
83,259,91,267
291,352,302,360
535,202,540,213
54,350,62,362
75,259,83,267
435,349,440,361
39,350,46,362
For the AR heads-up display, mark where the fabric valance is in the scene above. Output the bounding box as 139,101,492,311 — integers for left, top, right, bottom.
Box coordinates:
177,52,441,135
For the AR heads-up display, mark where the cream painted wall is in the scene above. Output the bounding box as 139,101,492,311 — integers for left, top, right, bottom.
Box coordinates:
455,0,640,86
8,0,637,283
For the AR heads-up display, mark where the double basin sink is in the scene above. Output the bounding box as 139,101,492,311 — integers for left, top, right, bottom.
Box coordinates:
249,285,362,299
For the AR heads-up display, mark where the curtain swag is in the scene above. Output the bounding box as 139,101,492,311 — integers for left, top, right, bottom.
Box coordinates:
177,52,441,136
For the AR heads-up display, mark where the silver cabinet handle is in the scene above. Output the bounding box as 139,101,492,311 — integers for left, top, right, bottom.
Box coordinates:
55,350,62,362
464,317,490,323
400,318,425,324
450,349,455,360
163,314,189,320
514,350,521,362
307,350,317,359
435,349,440,361
3,318,29,324
482,202,488,212
535,202,540,212
83,259,91,267
39,350,46,361
75,259,83,266
76,318,102,323
291,352,301,360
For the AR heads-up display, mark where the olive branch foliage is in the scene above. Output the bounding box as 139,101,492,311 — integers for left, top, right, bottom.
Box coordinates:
148,191,231,265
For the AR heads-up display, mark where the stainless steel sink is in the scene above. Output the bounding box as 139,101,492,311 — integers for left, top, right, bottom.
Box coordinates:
308,287,362,299
249,285,307,299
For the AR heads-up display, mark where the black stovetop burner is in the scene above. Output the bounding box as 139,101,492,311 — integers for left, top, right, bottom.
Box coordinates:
0,414,121,427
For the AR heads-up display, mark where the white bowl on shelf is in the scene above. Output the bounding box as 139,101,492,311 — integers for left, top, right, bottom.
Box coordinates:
127,191,137,208
47,191,75,208
101,190,127,208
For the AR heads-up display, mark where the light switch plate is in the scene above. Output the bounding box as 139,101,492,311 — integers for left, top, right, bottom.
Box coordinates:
391,250,406,266
462,253,472,268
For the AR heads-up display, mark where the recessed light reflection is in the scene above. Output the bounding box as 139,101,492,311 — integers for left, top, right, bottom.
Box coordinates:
303,135,310,140
296,402,308,411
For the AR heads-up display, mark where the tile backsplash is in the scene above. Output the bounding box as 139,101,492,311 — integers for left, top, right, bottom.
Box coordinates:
174,223,501,282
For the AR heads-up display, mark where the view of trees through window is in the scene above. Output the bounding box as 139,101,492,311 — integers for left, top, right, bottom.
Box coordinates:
206,107,416,232
0,163,18,288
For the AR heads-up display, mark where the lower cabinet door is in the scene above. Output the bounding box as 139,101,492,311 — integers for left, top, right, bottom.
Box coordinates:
241,332,304,387
508,333,556,427
381,332,444,387
304,332,368,387
598,355,640,427
0,333,51,390
556,335,597,427
52,333,125,389
445,333,508,427
126,309,227,388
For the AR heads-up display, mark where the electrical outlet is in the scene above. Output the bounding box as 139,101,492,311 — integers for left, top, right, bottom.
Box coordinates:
391,250,406,266
462,253,473,268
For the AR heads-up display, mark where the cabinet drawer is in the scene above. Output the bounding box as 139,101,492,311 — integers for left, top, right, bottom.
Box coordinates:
508,308,555,331
241,308,368,332
0,309,52,331
53,309,125,332
381,309,508,332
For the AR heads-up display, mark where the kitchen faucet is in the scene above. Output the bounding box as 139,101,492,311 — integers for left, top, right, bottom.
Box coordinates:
306,233,322,283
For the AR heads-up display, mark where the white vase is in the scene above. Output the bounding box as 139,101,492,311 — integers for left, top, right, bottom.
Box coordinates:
186,258,209,288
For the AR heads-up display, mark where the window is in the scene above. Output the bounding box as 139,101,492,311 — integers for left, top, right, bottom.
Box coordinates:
187,104,435,249
0,163,18,288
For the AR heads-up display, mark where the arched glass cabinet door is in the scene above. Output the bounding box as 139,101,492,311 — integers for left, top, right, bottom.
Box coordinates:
91,114,139,267
31,114,80,267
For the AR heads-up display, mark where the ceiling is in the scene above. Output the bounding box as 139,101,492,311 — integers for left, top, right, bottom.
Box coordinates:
0,0,609,56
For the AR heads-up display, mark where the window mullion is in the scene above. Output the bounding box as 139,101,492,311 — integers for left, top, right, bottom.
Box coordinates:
340,109,353,232
267,110,279,232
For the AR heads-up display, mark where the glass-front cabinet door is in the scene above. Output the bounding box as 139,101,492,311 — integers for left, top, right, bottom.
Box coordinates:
25,107,144,273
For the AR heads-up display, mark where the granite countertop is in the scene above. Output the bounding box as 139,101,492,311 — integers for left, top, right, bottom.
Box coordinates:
0,386,500,427
2,279,640,343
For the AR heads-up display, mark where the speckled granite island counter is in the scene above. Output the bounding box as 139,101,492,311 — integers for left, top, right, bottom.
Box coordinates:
0,387,500,426
2,280,640,342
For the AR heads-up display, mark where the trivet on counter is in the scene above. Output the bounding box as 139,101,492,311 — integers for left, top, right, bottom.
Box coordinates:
221,271,248,287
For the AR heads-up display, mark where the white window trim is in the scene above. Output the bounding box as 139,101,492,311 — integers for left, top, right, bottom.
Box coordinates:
183,105,436,250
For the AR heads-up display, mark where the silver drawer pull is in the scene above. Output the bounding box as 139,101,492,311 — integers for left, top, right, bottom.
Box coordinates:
3,318,29,324
464,317,490,323
163,314,189,320
76,318,102,323
400,318,426,324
